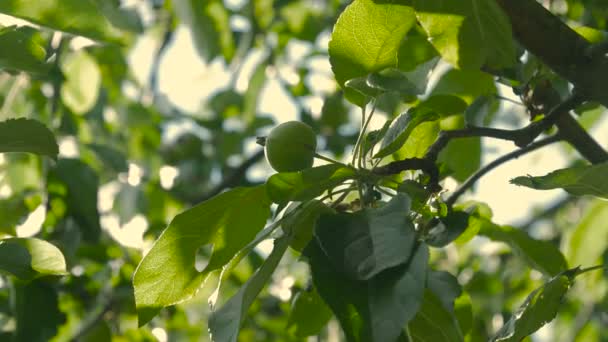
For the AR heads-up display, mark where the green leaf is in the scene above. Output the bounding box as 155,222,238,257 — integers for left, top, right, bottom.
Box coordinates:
479,221,568,276
426,210,471,247
375,108,439,159
174,0,234,63
454,293,473,336
282,200,334,252
397,33,439,71
492,270,575,342
419,94,469,117
266,164,356,204
0,118,58,158
87,143,128,173
431,69,496,104
566,201,608,267
329,0,416,106
304,240,429,342
208,236,289,342
396,121,440,159
314,194,415,281
0,194,31,235
464,95,495,126
0,238,67,281
427,270,462,311
14,280,66,342
287,286,333,338
61,50,101,115
133,186,271,326
414,0,516,69
408,290,464,342
50,159,101,243
0,25,49,75
366,68,425,96
0,0,133,43
438,116,480,182
510,162,608,199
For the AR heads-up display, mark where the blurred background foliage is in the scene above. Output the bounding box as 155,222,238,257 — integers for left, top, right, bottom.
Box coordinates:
0,0,606,341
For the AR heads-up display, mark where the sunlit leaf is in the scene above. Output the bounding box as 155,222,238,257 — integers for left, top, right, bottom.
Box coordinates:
133,186,271,326
414,0,516,69
266,164,356,204
566,201,608,267
329,0,416,105
0,238,67,281
61,50,101,115
375,108,439,159
511,162,608,199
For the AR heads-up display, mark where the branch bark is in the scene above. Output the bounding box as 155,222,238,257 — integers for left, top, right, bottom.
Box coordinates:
495,0,608,107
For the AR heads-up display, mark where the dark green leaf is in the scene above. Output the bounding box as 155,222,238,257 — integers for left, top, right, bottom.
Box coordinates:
426,211,471,247
375,108,439,159
0,25,49,74
366,68,423,96
282,200,334,252
304,240,429,342
133,186,271,326
174,0,234,62
287,286,333,337
266,164,356,204
397,33,439,71
408,290,464,342
14,280,66,342
50,159,101,242
427,270,462,311
414,0,516,69
0,238,67,281
87,143,128,173
492,270,574,342
480,221,568,276
208,236,289,342
314,194,415,281
329,0,416,105
0,118,58,158
0,0,133,43
362,119,393,158
464,95,494,126
0,194,31,235
510,162,608,199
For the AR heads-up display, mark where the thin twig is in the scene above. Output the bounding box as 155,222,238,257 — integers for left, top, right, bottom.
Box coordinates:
445,134,563,206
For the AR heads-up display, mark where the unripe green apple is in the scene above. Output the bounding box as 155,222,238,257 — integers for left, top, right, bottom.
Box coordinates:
265,121,317,172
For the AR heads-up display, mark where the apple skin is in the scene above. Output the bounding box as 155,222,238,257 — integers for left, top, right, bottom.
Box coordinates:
265,121,317,172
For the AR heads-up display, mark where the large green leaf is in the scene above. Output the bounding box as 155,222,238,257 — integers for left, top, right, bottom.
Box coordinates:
0,0,135,43
480,221,568,276
565,201,608,267
0,238,67,281
414,0,516,69
0,25,49,75
0,118,58,158
314,194,415,280
396,121,440,159
281,200,334,252
304,240,428,342
329,0,416,105
208,236,289,342
374,108,439,159
14,280,66,342
430,69,496,104
61,50,101,115
492,270,575,342
133,186,271,326
511,162,608,199
438,116,480,182
50,159,101,243
173,0,234,63
287,286,334,338
408,290,464,342
266,164,356,204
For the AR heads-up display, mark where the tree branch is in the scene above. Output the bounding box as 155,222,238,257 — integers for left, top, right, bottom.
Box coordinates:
445,134,563,206
495,0,608,107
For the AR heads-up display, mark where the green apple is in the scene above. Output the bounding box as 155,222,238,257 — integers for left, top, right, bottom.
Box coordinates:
265,121,317,172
